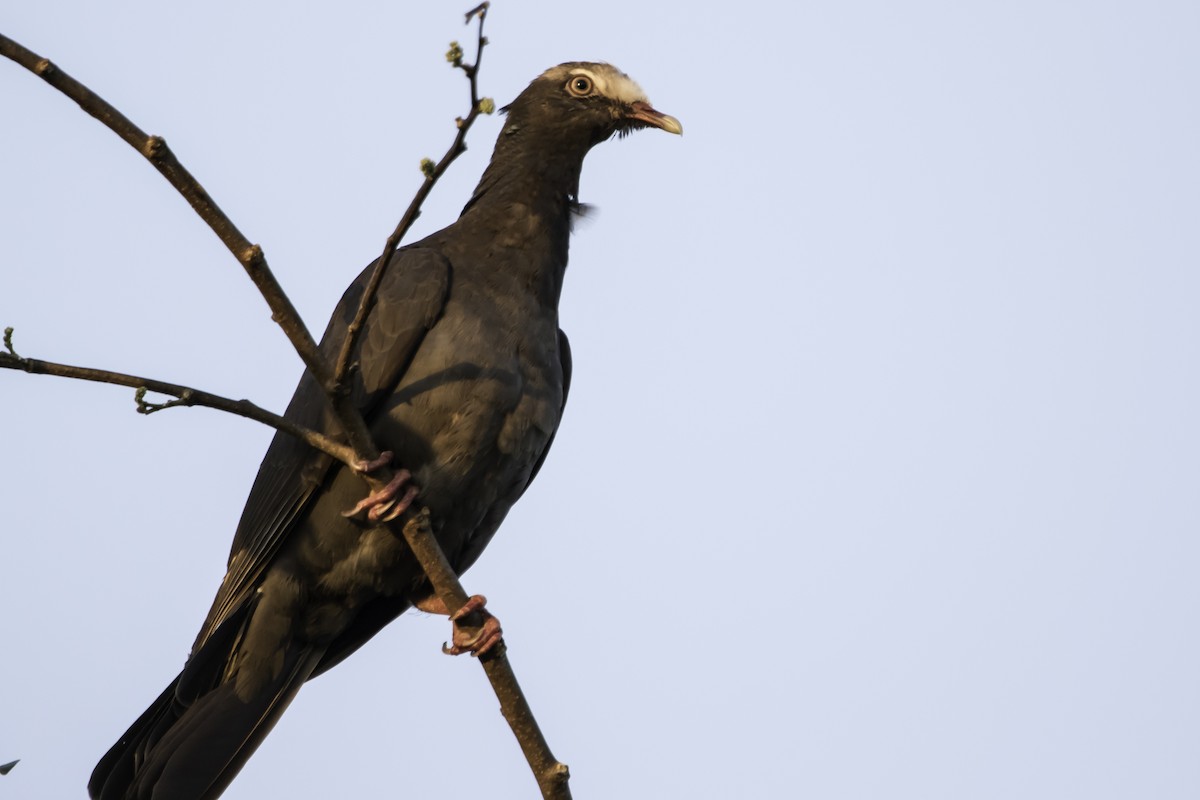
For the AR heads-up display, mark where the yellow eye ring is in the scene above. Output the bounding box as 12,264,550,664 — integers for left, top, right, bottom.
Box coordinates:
567,75,594,96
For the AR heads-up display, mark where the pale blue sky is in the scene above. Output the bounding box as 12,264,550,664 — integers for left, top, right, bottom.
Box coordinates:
3,2,1199,798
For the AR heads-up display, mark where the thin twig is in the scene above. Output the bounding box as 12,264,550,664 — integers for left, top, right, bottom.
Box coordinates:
0,341,355,465
332,2,493,392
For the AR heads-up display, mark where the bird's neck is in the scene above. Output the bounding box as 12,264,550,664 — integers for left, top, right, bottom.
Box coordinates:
465,136,586,218
457,136,588,307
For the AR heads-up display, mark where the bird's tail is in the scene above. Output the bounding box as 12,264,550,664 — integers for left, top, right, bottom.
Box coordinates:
89,608,322,800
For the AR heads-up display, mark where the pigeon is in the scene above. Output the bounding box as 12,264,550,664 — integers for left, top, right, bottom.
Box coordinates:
88,62,680,800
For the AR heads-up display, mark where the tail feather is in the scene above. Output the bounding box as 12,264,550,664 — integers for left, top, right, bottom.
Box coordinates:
89,680,180,799
90,647,320,800
90,594,323,800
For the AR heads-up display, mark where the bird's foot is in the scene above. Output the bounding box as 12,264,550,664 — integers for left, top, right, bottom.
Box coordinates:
341,461,420,523
417,594,503,657
445,595,503,657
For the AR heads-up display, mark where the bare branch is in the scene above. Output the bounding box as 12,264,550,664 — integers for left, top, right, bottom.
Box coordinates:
0,32,379,464
134,386,195,414
484,654,572,799
0,35,326,388
331,2,494,391
0,334,356,465
401,509,571,799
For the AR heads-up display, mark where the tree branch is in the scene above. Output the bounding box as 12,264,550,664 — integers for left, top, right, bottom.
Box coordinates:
332,1,494,392
0,30,378,468
0,329,356,465
0,34,327,394
403,510,571,799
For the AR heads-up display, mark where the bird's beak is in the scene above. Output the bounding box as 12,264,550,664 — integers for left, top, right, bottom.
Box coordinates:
628,101,683,135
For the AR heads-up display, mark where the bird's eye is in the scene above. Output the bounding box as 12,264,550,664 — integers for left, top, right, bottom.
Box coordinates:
567,75,594,96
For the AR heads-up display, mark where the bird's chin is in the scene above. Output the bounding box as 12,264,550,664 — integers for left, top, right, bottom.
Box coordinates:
624,101,683,135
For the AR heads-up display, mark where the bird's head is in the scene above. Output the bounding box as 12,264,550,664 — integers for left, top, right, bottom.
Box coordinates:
500,62,682,155
464,62,679,219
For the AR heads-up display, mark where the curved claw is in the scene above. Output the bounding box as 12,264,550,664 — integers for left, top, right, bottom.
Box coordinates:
353,450,395,474
450,594,489,621
341,469,416,520
370,484,419,523
442,594,503,657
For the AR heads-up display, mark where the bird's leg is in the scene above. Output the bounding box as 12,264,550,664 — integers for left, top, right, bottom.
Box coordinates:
341,452,420,522
415,594,504,657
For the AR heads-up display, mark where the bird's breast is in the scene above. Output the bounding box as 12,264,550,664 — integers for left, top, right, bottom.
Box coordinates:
371,284,563,538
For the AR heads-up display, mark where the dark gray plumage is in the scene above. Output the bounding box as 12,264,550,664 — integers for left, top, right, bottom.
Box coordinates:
88,62,679,800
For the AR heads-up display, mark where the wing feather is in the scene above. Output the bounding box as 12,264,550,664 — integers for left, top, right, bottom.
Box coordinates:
192,248,451,650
